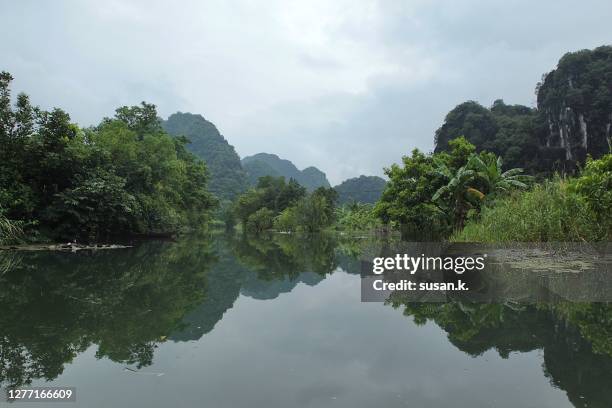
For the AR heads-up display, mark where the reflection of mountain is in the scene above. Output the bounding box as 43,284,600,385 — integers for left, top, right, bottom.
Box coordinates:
170,233,338,341
5,233,612,407
0,234,345,386
390,300,612,408
240,271,324,300
169,239,246,342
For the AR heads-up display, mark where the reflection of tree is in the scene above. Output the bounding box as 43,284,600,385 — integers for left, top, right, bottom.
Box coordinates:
231,233,339,280
171,233,341,341
0,239,215,387
389,298,612,407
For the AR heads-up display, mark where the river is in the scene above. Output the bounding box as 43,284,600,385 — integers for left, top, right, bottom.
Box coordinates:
1,233,611,407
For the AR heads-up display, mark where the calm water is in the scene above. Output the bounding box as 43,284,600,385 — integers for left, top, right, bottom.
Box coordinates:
1,234,611,407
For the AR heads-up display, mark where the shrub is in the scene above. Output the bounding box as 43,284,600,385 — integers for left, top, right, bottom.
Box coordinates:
453,179,606,242
0,213,23,245
335,203,382,231
455,155,612,242
246,208,275,233
568,154,612,236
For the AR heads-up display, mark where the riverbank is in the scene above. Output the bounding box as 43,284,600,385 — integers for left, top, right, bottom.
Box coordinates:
0,243,132,252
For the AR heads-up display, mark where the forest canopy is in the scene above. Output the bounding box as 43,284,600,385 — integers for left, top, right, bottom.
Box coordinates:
0,72,216,242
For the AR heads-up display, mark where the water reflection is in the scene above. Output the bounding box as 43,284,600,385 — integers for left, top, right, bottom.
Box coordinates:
388,299,612,407
0,234,611,407
0,240,214,386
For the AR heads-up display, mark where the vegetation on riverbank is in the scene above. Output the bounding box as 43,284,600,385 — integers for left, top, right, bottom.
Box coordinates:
2,46,610,244
374,136,531,238
232,175,338,233
230,137,609,243
453,155,611,242
0,72,216,242
0,212,23,245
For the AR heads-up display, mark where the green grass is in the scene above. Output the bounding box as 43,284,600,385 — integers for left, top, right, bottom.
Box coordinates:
0,214,24,245
452,179,608,242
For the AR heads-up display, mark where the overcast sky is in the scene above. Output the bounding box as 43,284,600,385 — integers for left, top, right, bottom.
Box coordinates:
1,0,610,184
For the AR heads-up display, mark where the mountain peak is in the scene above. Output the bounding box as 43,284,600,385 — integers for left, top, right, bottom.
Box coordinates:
241,153,330,191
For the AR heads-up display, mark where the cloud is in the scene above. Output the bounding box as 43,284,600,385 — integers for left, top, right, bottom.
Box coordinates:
1,0,610,184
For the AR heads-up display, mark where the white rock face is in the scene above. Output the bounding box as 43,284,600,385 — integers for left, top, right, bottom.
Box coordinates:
579,113,588,150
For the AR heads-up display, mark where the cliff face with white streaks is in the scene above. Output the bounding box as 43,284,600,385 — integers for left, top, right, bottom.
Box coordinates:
537,46,612,163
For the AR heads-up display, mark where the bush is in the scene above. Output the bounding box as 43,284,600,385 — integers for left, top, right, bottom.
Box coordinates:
453,179,606,242
274,206,299,232
568,154,612,236
454,155,612,242
246,208,275,233
275,195,332,233
0,214,23,245
335,203,382,231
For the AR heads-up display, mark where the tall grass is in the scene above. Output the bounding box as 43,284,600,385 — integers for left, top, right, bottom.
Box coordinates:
0,214,24,245
452,179,607,242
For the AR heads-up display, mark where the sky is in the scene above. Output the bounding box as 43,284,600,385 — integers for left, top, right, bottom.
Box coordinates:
1,0,610,184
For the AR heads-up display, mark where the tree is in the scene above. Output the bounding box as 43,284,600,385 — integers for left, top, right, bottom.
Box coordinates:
232,176,306,230
434,101,498,153
0,73,216,241
432,164,479,230
246,208,275,233
43,170,138,240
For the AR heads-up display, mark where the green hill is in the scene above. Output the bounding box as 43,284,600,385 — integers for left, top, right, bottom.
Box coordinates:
334,176,386,204
434,45,612,174
162,112,247,200
241,153,330,191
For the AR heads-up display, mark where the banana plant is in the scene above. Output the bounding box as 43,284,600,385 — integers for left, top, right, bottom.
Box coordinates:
466,154,531,199
432,163,481,230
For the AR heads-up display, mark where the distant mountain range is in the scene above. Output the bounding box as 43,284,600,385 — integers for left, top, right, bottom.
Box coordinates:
163,112,384,200
241,153,330,191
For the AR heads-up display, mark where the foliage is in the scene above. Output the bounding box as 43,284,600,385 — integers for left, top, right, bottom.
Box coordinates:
0,213,23,245
434,99,543,172
162,112,247,200
273,187,338,233
455,154,610,242
568,154,612,235
333,175,386,204
453,178,607,242
433,144,530,229
246,208,275,233
375,137,527,237
335,203,383,231
233,176,306,230
434,101,499,153
0,73,216,241
374,148,450,238
42,170,138,240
